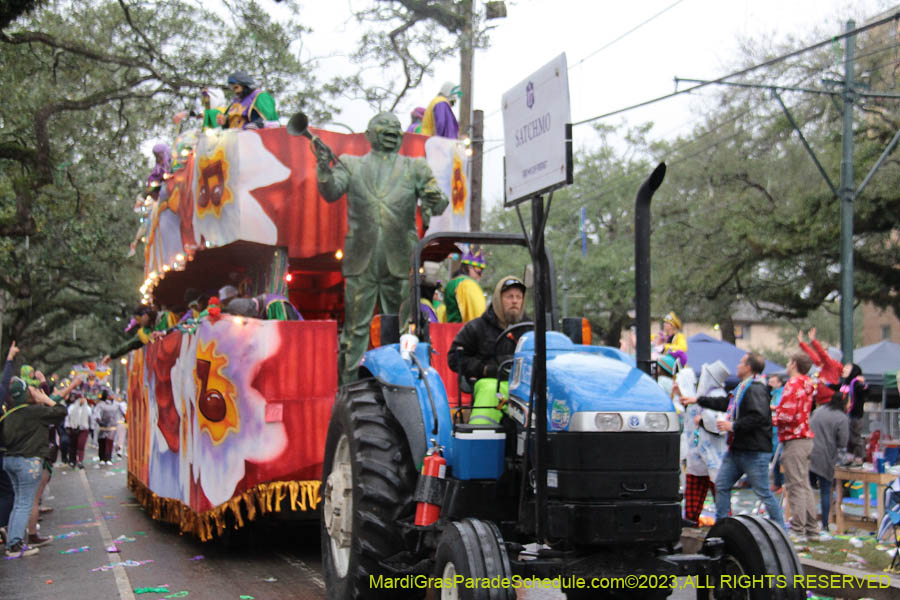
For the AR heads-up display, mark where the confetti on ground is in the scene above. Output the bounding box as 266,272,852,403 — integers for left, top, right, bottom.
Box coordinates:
262,577,277,582
163,592,189,598
131,531,148,536
189,555,204,560
120,503,141,507
60,546,91,554
65,504,91,510
61,518,98,526
106,545,119,553
239,596,254,599
103,495,115,499
46,580,53,584
134,587,170,594
114,535,137,543
53,531,86,539
91,559,154,572
103,514,119,520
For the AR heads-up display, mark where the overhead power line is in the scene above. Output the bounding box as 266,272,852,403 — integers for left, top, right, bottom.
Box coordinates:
569,0,687,71
572,11,900,127
483,0,688,121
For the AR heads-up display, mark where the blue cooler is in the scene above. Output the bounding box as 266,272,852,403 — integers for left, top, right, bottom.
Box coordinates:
451,424,506,480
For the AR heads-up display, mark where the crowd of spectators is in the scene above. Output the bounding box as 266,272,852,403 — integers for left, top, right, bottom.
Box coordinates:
0,343,127,558
666,325,869,545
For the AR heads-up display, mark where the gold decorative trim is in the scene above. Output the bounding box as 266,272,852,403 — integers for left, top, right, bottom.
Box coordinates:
128,473,321,541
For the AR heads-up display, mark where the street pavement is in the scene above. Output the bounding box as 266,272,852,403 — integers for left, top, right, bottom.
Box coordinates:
0,455,325,600
0,453,738,600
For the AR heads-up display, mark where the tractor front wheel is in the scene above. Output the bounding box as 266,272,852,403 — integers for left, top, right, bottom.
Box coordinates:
320,380,419,599
432,518,515,600
697,515,805,600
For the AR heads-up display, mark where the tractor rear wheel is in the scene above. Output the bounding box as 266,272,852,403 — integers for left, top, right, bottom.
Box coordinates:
320,380,419,599
697,515,805,600
432,518,515,600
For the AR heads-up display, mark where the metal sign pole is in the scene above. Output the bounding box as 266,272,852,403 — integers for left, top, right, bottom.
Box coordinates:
531,194,548,542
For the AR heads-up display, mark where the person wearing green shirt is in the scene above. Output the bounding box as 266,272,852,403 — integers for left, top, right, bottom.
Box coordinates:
219,71,278,130
442,249,486,323
1,374,80,557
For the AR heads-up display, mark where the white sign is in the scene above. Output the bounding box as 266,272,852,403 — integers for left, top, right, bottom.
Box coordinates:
502,53,571,205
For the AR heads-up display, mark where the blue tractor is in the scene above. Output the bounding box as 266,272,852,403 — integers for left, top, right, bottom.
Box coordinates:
319,164,805,599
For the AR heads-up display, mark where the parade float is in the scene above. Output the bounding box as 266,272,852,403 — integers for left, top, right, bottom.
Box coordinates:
127,122,469,540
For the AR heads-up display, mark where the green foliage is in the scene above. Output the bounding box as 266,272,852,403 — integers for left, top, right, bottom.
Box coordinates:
483,124,654,346
348,0,489,111
650,22,900,332
484,19,900,352
0,0,333,373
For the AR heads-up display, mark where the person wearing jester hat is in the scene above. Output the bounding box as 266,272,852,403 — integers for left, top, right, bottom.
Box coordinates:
421,81,461,139
310,111,448,382
441,249,486,323
653,311,688,367
217,71,278,130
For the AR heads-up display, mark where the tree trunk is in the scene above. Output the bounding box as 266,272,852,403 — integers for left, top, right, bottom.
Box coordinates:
719,314,736,344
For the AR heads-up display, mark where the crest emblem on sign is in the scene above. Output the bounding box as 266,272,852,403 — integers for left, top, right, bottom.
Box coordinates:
526,81,534,109
628,415,640,429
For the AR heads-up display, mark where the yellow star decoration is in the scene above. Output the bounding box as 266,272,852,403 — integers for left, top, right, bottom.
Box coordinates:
194,338,240,445
196,147,233,219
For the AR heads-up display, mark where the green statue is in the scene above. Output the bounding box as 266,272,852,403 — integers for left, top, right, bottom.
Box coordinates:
312,112,449,382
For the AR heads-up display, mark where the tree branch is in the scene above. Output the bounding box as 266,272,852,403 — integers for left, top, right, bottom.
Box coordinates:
378,0,465,32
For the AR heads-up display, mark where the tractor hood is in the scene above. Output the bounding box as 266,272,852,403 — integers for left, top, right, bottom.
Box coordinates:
507,332,675,431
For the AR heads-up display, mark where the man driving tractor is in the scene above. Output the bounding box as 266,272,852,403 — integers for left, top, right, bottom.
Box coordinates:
447,276,530,425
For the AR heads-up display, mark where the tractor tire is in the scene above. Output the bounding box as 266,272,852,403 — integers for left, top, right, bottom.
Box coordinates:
697,515,805,600
320,380,419,599
432,518,516,600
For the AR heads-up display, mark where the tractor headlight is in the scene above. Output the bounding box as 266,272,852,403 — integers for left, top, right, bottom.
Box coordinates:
644,413,670,431
594,413,623,432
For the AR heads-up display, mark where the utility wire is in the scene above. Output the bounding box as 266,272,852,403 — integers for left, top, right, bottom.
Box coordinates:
574,57,850,200
571,11,900,127
569,0,687,71
482,0,688,121
485,29,900,174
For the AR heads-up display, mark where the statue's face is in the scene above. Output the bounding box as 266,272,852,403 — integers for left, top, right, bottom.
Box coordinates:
366,113,403,153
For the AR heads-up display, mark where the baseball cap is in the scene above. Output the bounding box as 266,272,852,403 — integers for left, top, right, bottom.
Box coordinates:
500,277,526,293
8,377,28,405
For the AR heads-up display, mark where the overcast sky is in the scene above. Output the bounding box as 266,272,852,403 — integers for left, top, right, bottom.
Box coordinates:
297,0,892,209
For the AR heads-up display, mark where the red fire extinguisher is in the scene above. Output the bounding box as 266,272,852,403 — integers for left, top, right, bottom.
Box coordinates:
414,441,446,526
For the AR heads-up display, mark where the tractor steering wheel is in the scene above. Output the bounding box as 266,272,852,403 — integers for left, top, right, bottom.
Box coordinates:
492,322,534,378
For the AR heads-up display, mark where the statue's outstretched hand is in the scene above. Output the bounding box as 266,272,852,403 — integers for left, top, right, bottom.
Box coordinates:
310,138,332,169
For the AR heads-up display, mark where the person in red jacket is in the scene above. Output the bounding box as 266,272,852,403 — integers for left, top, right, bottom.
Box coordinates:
798,328,842,406
774,352,818,540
